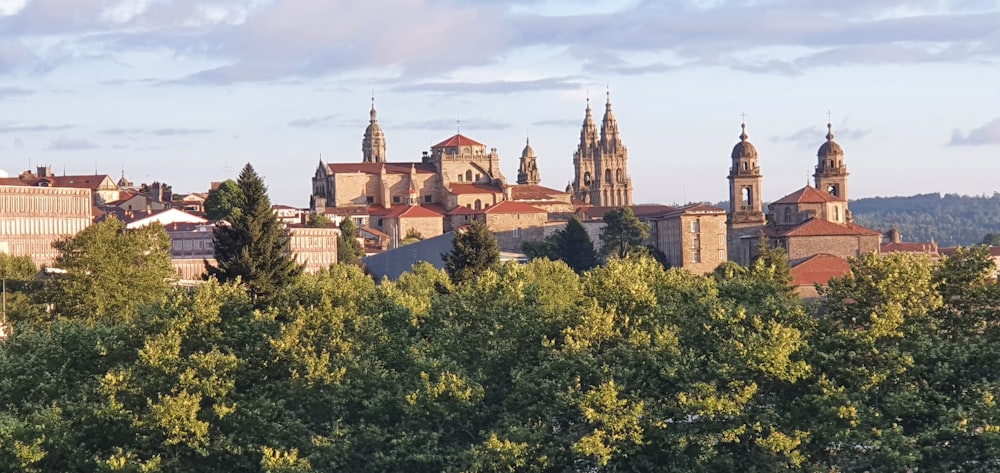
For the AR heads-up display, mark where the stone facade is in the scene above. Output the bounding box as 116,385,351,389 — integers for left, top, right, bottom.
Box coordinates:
658,204,728,274
570,94,633,207
286,225,339,273
0,184,93,267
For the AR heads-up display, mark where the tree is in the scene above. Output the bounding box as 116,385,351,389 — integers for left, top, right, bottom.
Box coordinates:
0,254,36,280
337,218,364,265
551,217,599,273
204,179,244,221
600,207,649,260
520,239,554,260
443,220,499,284
982,232,1000,246
400,228,423,246
206,164,302,307
45,216,175,320
306,213,332,228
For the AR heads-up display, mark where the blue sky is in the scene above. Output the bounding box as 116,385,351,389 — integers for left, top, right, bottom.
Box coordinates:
1,0,998,207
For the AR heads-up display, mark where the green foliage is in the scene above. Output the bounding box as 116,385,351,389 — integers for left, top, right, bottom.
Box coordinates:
336,218,364,265
305,213,331,228
206,164,302,307
0,254,36,280
45,216,175,321
600,207,650,260
203,179,243,221
551,217,599,273
520,239,554,260
443,220,499,284
983,233,1000,246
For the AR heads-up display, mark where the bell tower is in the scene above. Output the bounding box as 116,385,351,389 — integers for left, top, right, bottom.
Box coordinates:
362,95,386,163
571,97,599,204
517,137,541,185
590,90,633,207
814,122,848,202
727,120,765,264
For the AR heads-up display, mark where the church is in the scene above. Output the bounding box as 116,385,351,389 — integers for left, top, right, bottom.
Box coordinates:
726,121,882,269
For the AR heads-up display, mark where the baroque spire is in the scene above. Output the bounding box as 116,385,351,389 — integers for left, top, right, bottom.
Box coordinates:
517,136,540,185
362,93,386,163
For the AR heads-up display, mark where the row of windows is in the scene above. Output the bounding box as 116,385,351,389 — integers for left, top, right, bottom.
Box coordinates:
368,195,435,205
0,217,88,237
457,170,482,182
691,250,727,263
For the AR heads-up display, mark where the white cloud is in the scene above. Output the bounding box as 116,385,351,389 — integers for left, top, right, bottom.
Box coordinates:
949,117,1000,146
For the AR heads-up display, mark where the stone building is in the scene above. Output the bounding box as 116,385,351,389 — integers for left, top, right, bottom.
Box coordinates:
569,93,634,207
15,165,121,205
727,121,881,265
0,183,93,267
657,204,728,274
517,138,541,185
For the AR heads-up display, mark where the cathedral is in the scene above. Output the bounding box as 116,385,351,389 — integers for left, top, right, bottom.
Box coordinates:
569,93,634,207
726,121,881,266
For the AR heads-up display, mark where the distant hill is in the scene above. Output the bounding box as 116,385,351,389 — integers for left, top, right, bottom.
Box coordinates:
850,193,1000,247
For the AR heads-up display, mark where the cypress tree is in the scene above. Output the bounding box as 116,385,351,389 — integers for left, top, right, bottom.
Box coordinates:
206,163,302,306
601,206,650,259
443,220,500,284
552,217,599,273
337,217,364,265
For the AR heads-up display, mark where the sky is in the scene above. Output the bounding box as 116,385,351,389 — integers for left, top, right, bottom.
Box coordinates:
1,0,999,207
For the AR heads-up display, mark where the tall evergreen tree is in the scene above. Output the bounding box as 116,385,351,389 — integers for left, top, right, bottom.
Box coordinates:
205,164,302,306
337,217,364,265
552,217,599,273
600,207,650,259
443,220,500,284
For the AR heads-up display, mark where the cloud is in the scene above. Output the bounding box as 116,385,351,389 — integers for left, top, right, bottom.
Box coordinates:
46,137,99,151
2,0,1000,81
396,118,511,131
0,123,73,134
772,124,871,149
0,86,31,99
532,118,579,127
287,114,357,129
949,117,1000,146
101,127,213,137
395,77,581,94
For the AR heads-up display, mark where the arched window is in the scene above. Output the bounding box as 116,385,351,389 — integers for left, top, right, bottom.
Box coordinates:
741,187,752,208
828,160,834,168
605,169,612,183
584,172,592,185
827,184,838,197
474,199,482,210
783,206,791,223
743,162,748,171
465,170,473,182
615,168,622,182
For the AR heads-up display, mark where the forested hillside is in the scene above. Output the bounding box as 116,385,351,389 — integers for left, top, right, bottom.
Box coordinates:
850,192,1000,246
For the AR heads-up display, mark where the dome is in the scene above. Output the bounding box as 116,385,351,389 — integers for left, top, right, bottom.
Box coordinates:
731,123,757,159
817,123,844,156
521,137,535,158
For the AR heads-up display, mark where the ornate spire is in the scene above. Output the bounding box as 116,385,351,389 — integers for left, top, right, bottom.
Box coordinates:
518,135,540,185
825,121,834,142
600,87,621,153
578,95,598,156
362,94,386,163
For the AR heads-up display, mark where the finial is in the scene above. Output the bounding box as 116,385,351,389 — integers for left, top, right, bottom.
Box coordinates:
456,118,461,135
826,122,834,142
525,131,530,146
370,89,375,110
739,112,748,141
586,89,591,110
606,83,611,104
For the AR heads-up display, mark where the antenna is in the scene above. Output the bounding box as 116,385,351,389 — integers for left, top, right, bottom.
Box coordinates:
456,119,461,135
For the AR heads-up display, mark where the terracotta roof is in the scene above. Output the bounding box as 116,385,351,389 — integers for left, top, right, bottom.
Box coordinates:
790,254,852,287
776,218,881,237
509,184,569,201
480,200,546,214
663,203,726,217
360,226,390,239
382,205,443,219
772,186,838,205
881,242,938,254
448,183,503,195
0,174,116,190
447,206,476,216
431,134,485,148
0,178,28,187
272,204,298,210
326,162,436,175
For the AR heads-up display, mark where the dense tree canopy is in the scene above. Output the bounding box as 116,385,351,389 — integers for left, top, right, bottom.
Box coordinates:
4,229,1000,471
336,217,364,265
851,192,1000,246
203,179,244,221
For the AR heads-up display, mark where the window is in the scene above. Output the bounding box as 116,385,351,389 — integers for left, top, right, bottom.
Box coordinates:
474,199,482,210
719,234,724,245
424,195,432,203
833,206,840,222
690,219,701,233
377,219,383,226
392,196,400,204
475,174,481,181
692,250,701,263
366,196,374,204
691,235,700,249
458,175,464,182
466,170,473,181
513,228,520,237
719,250,726,260
783,206,792,223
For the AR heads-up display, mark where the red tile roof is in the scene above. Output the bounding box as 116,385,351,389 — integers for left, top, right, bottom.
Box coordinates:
772,185,838,205
509,184,570,201
881,242,938,254
326,162,436,175
480,200,547,214
777,218,882,237
790,253,852,287
382,205,444,219
448,183,503,195
447,206,476,216
431,134,485,148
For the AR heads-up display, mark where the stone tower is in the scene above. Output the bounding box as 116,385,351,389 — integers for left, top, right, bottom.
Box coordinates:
814,122,848,202
727,121,766,264
362,97,386,163
571,98,599,203
589,91,633,207
517,137,541,185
